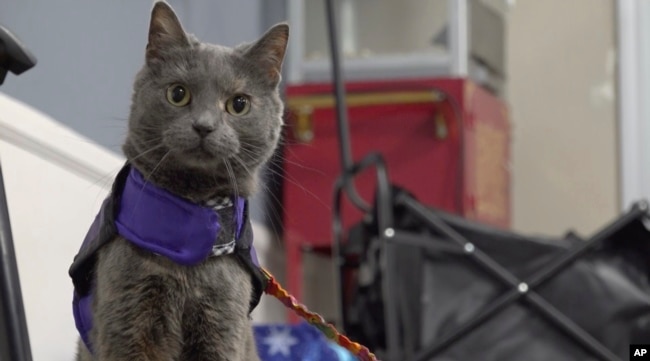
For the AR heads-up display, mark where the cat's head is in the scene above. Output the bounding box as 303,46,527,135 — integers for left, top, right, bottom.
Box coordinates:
123,1,288,200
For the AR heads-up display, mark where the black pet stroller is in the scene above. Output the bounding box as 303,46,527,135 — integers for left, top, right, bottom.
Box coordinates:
316,1,650,360
333,161,650,361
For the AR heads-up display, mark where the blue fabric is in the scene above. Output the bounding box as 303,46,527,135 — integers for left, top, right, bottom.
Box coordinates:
254,322,356,361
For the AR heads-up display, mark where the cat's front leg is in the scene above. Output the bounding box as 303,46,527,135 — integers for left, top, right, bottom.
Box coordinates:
180,301,259,361
76,338,93,361
93,239,184,361
180,256,259,361
243,326,262,361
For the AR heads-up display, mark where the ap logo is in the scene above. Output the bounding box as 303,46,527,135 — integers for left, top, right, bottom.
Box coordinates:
631,344,650,359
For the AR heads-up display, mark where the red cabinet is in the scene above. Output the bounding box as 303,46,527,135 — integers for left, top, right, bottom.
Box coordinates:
281,78,511,318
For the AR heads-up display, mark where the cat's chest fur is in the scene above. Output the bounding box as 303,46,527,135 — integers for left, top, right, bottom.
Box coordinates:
100,234,250,290
88,230,255,359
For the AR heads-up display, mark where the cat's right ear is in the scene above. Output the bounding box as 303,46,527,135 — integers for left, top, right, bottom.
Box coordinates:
243,23,289,86
146,1,189,64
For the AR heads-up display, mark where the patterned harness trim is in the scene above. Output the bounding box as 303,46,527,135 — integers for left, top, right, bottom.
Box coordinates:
205,197,238,257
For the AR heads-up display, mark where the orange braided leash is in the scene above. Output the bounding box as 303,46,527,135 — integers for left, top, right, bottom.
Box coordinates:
261,268,379,361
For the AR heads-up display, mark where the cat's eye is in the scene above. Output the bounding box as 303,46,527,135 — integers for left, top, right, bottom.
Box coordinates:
166,84,191,107
225,94,251,116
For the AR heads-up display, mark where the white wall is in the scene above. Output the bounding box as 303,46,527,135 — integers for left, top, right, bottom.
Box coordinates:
0,93,123,361
507,0,619,236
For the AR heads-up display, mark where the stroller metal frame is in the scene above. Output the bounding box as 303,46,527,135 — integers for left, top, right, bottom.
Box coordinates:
398,193,641,361
333,160,643,360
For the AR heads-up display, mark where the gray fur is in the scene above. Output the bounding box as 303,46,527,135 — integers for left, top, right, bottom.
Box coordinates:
76,1,288,360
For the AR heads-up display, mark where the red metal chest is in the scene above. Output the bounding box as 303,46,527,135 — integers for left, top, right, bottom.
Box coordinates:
281,77,511,309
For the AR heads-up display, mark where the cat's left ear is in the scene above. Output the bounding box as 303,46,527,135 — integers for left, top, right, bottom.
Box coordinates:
244,23,289,85
146,1,190,64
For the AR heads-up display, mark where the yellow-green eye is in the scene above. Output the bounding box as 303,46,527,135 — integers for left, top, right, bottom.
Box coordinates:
166,84,191,107
225,94,251,116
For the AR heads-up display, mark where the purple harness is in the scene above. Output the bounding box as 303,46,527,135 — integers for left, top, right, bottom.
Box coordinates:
69,164,266,353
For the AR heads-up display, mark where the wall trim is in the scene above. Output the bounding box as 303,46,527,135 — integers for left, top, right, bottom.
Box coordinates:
616,0,644,211
0,93,124,184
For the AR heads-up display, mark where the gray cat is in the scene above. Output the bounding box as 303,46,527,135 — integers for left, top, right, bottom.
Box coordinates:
74,1,288,360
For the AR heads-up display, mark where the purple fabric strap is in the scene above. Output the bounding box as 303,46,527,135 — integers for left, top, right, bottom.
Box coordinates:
116,168,225,266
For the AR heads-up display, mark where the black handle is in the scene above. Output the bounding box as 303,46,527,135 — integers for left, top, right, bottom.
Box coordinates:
0,24,37,85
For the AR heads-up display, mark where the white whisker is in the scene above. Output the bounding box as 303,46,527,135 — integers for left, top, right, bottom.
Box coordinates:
131,149,172,218
224,159,239,198
130,144,165,163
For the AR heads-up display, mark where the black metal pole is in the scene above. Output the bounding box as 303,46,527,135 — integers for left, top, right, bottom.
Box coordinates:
324,0,353,175
0,164,33,361
324,0,370,212
0,23,37,361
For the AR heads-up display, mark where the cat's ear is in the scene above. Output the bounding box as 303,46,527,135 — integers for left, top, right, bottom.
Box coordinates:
146,1,189,63
244,23,289,85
